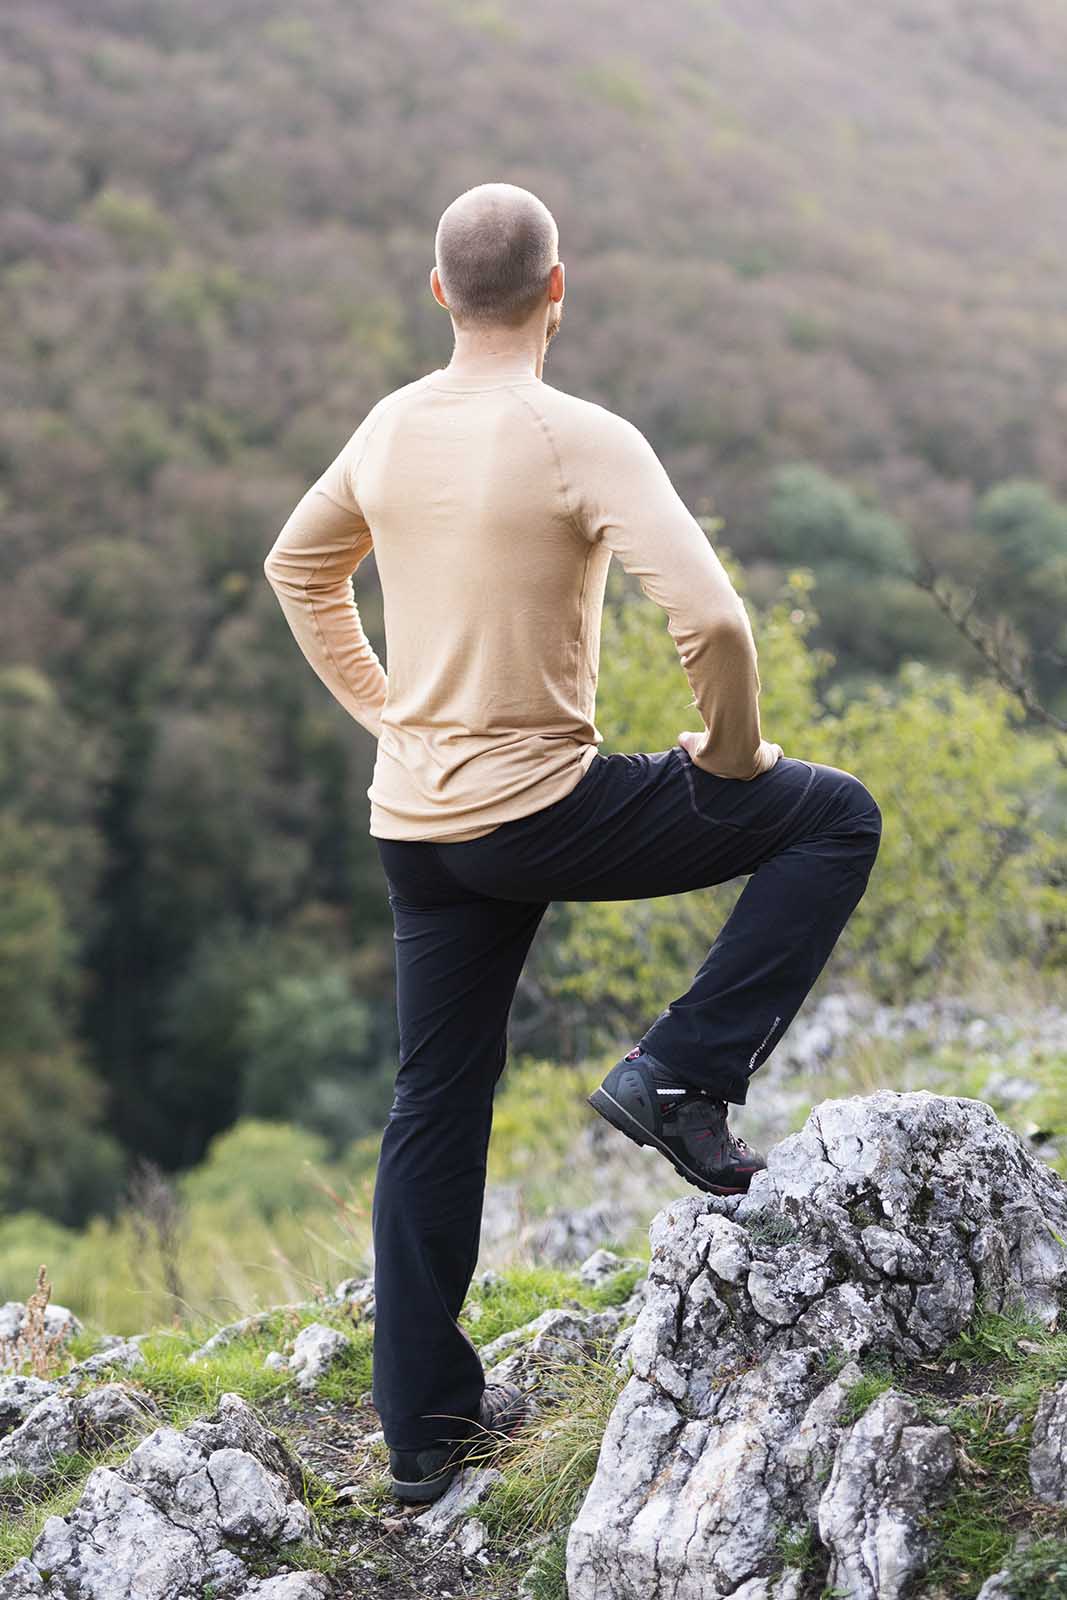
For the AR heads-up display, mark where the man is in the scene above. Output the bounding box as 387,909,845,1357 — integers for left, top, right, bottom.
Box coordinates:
263,181,882,1506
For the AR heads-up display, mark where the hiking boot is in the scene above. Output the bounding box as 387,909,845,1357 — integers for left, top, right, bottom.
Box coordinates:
587,1047,766,1195
388,1380,529,1505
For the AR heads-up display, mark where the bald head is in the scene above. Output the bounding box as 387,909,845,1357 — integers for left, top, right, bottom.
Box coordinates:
434,183,559,330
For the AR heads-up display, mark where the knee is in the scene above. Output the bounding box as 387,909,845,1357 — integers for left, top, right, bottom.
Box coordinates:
840,773,882,853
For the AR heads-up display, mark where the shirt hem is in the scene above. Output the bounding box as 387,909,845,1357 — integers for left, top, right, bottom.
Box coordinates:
368,744,600,842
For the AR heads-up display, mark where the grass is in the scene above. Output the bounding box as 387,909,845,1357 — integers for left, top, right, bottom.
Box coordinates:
1002,1537,1067,1597
459,1260,645,1351
473,1338,629,1597
513,1527,570,1600
922,1307,1067,1598
836,1358,896,1426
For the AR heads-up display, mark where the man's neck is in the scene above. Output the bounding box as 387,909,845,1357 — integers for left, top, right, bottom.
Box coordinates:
443,340,544,383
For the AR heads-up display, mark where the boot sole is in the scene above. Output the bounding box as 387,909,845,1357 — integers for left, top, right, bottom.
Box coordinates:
587,1086,755,1196
389,1395,529,1504
390,1462,459,1504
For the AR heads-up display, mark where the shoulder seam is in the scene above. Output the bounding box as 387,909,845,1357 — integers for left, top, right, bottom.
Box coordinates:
349,375,435,506
509,386,591,549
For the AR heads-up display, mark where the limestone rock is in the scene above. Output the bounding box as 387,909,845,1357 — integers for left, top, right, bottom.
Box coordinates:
411,1465,502,1537
818,1390,955,1598
188,1303,318,1362
61,1340,146,1384
0,1383,159,1483
2,1392,322,1599
576,1248,647,1288
566,1091,1067,1600
0,1377,58,1438
1028,1379,1067,1503
479,1304,627,1399
237,1577,332,1598
0,1302,82,1373
331,1276,375,1320
286,1323,351,1392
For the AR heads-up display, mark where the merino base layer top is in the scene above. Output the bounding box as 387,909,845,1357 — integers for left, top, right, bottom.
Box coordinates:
263,362,782,842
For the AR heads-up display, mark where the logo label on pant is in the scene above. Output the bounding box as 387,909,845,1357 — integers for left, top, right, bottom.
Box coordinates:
748,1015,782,1075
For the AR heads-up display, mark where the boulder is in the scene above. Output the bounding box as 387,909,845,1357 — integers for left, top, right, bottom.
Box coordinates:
0,1392,323,1599
566,1091,1067,1600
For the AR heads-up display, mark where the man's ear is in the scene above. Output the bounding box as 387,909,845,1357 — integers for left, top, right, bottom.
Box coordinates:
550,261,565,302
430,266,448,311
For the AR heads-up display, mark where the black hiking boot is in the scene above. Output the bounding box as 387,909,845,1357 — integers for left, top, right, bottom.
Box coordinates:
388,1380,529,1505
588,1046,766,1195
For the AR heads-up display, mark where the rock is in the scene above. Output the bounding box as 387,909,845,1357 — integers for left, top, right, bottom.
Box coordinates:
61,1340,146,1383
75,1383,158,1451
818,1390,956,1598
568,1348,831,1598
479,1307,619,1370
975,1572,1020,1599
238,1577,332,1598
480,1304,626,1401
780,1359,865,1520
456,1516,488,1555
286,1323,351,1392
0,1383,159,1483
411,1465,502,1537
331,1276,375,1320
522,1203,632,1266
576,1248,646,1288
0,1558,46,1597
566,1091,1067,1600
188,1304,319,1362
2,1392,322,1598
1029,1380,1067,1503
0,1377,58,1438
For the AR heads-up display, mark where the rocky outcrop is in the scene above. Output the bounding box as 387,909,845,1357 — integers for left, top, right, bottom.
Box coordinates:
566,1090,1067,1600
0,1382,158,1482
0,1392,326,1600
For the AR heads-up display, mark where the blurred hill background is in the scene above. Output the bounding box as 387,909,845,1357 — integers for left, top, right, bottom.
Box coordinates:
0,0,1065,1330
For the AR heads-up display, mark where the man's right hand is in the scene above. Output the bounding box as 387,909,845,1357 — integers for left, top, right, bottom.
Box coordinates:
677,730,783,779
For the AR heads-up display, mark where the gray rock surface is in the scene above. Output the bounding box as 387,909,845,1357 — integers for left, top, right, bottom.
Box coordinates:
1,1391,323,1599
187,1303,320,1362
286,1322,351,1392
411,1465,503,1537
817,1390,955,1598
566,1091,1067,1600
1028,1378,1067,1504
576,1247,647,1288
0,1384,157,1482
975,1572,1020,1600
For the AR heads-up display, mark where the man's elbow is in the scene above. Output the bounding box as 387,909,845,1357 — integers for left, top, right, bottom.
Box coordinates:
683,610,756,666
263,548,287,593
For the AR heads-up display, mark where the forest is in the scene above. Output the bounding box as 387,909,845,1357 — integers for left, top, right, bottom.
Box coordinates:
0,0,1065,1330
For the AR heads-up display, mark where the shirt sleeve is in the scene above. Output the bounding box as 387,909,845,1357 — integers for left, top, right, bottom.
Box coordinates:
263,422,388,741
571,408,781,780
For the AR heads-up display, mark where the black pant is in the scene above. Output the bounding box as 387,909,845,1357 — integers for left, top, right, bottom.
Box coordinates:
371,745,882,1450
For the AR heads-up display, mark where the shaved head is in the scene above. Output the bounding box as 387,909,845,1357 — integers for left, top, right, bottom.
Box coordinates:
434,183,559,330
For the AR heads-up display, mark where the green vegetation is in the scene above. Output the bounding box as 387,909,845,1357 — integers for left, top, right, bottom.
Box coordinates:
473,1340,630,1599
838,1360,895,1426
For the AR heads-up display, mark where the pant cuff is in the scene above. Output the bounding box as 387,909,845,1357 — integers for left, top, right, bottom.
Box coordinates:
638,1039,751,1106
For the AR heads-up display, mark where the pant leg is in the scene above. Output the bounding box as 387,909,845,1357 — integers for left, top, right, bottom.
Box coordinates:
638,768,882,1101
370,842,548,1452
432,746,882,1104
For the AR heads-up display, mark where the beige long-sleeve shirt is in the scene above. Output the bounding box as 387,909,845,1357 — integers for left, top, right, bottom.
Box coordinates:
263,363,781,842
